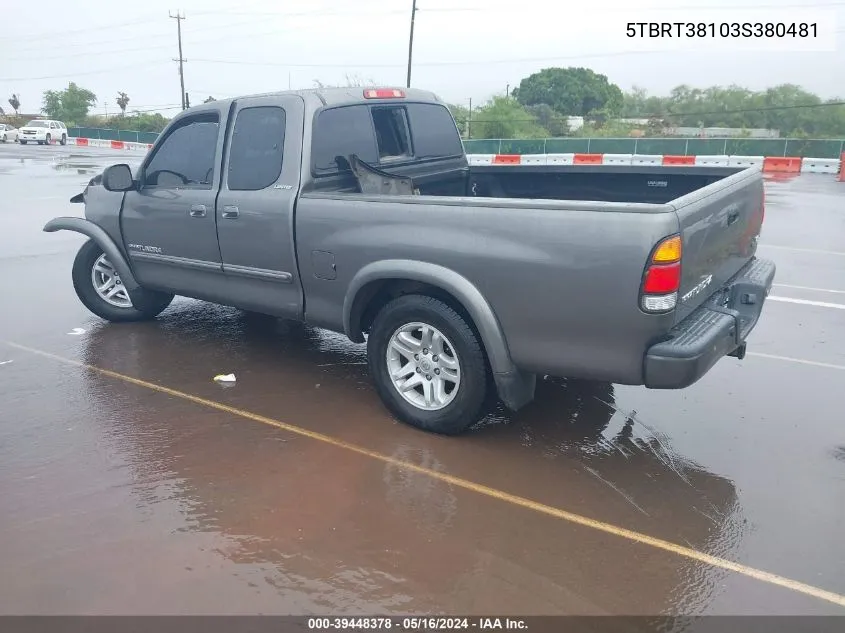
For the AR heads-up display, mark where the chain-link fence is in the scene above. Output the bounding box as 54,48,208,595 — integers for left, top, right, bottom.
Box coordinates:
67,127,160,144
64,128,845,158
462,138,845,158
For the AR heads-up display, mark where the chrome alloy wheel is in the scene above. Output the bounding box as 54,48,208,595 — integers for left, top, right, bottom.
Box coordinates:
386,322,461,410
91,254,132,308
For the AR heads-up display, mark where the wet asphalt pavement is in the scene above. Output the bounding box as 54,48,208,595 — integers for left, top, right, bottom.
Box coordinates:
0,143,843,616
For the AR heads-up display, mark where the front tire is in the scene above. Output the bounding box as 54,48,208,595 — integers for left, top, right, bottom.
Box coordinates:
19,140,27,145
72,239,174,323
367,295,489,435
60,134,67,145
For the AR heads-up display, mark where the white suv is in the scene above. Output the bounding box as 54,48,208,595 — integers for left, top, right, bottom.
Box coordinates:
0,123,19,143
18,119,68,145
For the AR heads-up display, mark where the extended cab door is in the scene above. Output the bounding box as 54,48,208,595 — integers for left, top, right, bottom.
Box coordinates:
120,110,224,292
215,94,305,318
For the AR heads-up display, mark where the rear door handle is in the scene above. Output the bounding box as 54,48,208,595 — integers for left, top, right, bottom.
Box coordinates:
189,204,207,217
222,205,239,219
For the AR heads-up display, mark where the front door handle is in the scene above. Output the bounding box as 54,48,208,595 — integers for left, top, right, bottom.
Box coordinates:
189,204,207,217
222,205,239,219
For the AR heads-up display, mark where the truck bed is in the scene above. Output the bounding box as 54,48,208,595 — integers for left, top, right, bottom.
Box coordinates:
304,161,765,331
466,164,746,204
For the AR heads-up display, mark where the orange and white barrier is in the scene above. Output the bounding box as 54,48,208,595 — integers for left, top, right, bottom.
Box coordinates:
57,139,845,177
467,152,842,175
65,137,153,151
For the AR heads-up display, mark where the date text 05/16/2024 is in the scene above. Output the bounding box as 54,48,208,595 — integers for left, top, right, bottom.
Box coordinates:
307,617,528,630
626,22,818,38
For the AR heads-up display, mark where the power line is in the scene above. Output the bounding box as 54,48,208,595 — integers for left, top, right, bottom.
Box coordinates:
640,101,845,118
4,17,306,59
0,15,164,45
186,36,845,70
458,100,845,125
0,62,170,82
2,7,381,54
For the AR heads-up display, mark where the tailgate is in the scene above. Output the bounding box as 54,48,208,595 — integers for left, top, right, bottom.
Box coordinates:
671,169,766,323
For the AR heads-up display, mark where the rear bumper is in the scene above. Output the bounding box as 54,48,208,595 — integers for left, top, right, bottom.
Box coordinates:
644,257,776,389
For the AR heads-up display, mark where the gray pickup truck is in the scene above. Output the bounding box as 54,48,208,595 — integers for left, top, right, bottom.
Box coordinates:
45,87,775,435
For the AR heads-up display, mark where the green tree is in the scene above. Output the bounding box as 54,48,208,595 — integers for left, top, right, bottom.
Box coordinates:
313,73,377,89
41,83,97,125
470,96,548,139
446,103,470,137
116,92,130,116
624,83,845,136
524,104,570,136
514,67,623,116
8,94,20,116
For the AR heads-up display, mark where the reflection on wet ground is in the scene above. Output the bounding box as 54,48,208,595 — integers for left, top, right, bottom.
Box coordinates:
1,145,844,615
0,303,749,615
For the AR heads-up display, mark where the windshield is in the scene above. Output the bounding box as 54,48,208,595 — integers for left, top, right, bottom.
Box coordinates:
25,121,48,128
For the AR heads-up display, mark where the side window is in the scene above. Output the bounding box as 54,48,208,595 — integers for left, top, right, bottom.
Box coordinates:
406,104,464,160
371,106,411,160
311,105,378,175
144,114,220,189
50,123,57,129
227,106,286,191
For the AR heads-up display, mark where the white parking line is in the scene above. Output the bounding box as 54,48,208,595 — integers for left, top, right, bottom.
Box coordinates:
769,296,845,310
773,283,845,295
760,244,845,257
747,352,845,372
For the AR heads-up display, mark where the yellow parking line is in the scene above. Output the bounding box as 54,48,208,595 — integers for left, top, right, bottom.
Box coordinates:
8,341,845,610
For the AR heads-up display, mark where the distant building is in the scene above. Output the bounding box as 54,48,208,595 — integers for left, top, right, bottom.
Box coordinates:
666,126,781,138
616,118,651,126
565,116,584,132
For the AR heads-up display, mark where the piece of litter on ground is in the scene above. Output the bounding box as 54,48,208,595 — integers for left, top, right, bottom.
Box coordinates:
0,360,12,366
67,328,86,336
213,373,236,383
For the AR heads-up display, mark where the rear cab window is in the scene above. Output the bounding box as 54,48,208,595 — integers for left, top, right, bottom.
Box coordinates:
311,101,462,178
371,107,411,160
226,106,286,191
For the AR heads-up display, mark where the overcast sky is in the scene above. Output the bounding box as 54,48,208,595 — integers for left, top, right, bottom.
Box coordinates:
1,0,843,116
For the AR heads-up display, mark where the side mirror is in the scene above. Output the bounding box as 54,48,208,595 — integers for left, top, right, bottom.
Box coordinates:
102,164,135,192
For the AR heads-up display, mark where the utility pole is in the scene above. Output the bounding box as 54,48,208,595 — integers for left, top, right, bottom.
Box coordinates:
406,0,417,88
170,11,187,110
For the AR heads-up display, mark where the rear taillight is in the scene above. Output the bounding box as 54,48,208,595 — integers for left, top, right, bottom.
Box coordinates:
641,234,682,313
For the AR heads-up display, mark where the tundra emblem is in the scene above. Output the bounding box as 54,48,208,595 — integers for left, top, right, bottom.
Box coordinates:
682,274,713,302
128,244,163,254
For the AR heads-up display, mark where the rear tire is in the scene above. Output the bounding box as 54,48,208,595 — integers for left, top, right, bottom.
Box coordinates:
45,133,51,145
367,294,489,435
60,134,67,146
72,239,174,323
